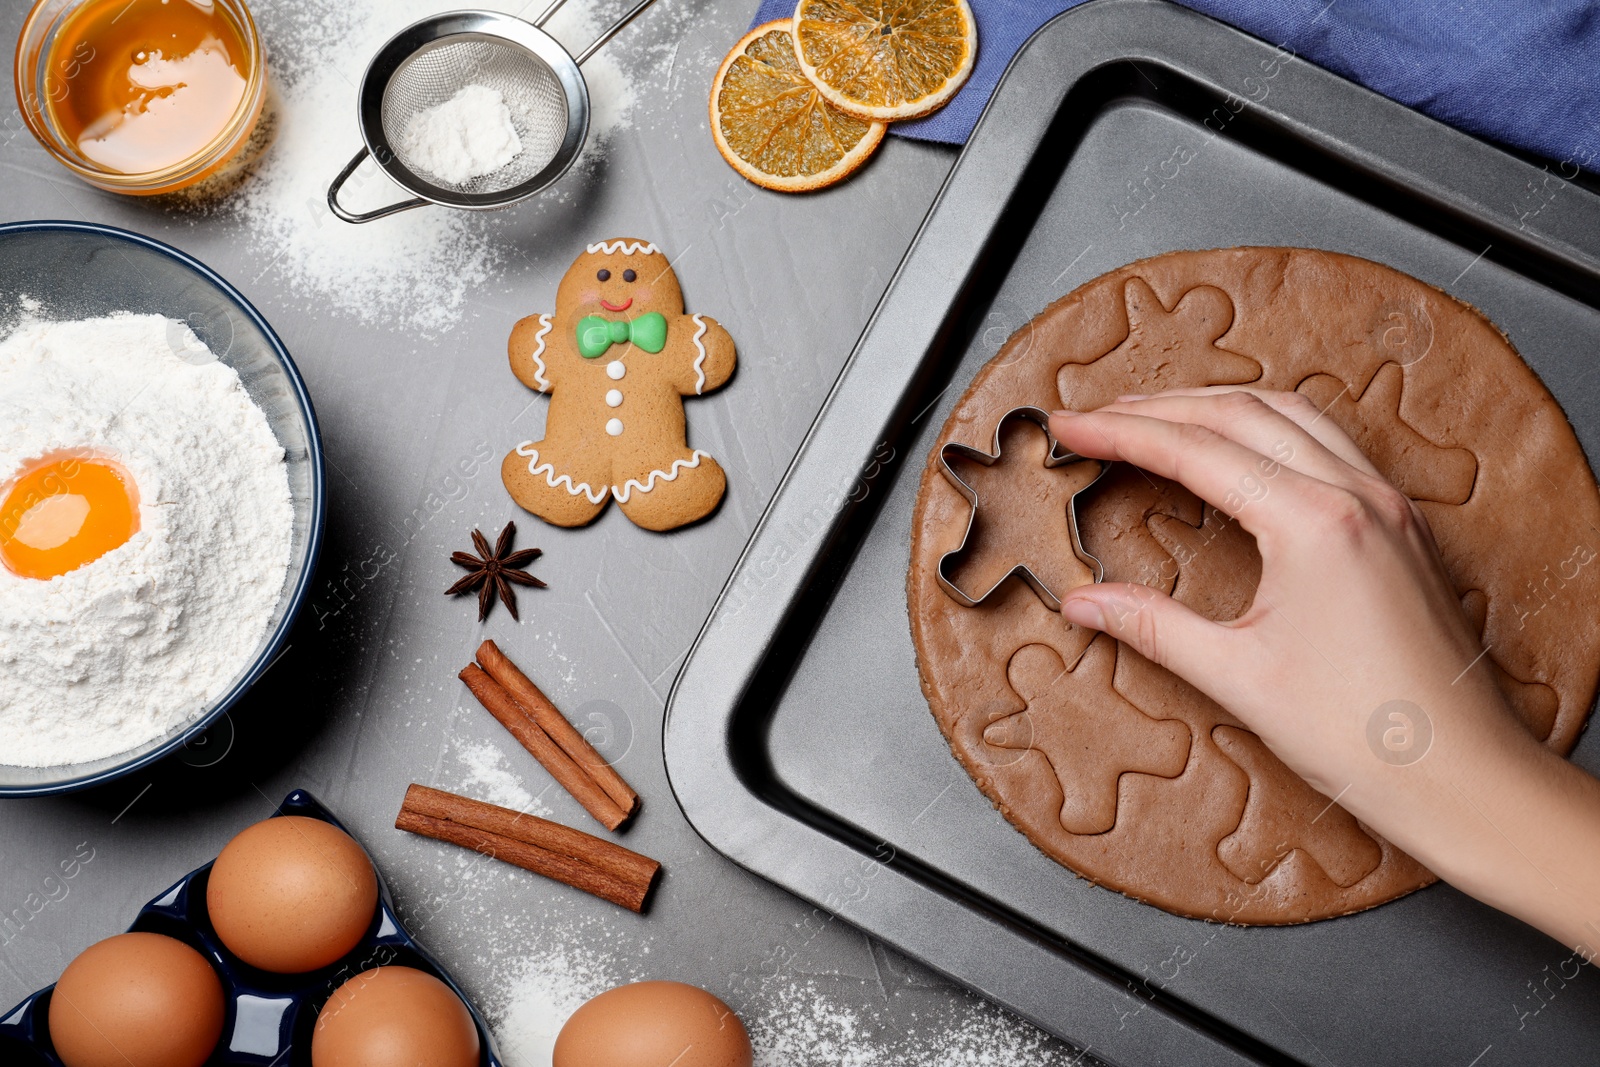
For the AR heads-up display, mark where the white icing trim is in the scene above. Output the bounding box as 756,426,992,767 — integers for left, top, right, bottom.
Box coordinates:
587,240,659,256
690,313,708,394
612,450,711,503
526,314,552,390
515,442,609,504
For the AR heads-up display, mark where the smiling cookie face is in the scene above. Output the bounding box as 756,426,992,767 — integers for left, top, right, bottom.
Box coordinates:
555,239,685,323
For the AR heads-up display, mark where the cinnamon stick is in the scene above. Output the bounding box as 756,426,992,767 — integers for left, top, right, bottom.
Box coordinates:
402,783,655,888
396,792,660,913
476,640,640,817
459,663,629,831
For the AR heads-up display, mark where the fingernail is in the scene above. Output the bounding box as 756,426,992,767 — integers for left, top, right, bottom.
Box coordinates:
1116,393,1148,402
1051,409,1080,418
1060,595,1104,630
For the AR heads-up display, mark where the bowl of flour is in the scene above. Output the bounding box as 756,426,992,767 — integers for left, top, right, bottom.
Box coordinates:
0,222,323,795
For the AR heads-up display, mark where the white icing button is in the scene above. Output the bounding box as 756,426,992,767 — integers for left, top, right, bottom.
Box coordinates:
606,360,625,380
605,389,623,407
605,418,624,436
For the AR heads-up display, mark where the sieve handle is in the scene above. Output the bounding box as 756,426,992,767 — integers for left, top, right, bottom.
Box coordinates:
574,0,665,65
532,0,569,27
327,147,428,224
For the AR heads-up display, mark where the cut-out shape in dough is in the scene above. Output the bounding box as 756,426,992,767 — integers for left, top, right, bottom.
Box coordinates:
1058,278,1261,411
1212,725,1382,888
941,415,1104,609
1296,362,1478,505
1147,504,1261,623
1460,588,1558,741
1074,464,1204,597
987,638,1191,836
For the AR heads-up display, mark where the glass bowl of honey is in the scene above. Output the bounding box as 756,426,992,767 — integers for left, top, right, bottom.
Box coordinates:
14,0,266,195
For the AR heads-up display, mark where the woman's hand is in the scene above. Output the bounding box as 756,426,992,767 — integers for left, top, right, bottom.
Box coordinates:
1050,390,1600,953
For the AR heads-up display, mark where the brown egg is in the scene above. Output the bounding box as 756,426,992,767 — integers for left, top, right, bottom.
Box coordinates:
554,981,753,1067
207,815,378,973
48,931,225,1067
311,965,480,1067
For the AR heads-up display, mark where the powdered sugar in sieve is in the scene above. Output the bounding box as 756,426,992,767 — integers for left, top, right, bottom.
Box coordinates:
382,37,570,194
329,1,662,223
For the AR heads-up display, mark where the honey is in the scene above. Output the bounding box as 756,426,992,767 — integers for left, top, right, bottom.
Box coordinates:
44,0,250,175
0,455,140,580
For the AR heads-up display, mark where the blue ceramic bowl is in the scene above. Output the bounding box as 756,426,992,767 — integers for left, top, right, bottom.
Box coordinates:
0,222,324,795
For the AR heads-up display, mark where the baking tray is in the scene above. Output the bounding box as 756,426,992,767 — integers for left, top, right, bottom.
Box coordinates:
663,1,1600,1064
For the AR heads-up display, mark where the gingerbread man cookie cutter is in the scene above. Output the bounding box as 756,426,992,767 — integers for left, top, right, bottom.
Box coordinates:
936,406,1111,611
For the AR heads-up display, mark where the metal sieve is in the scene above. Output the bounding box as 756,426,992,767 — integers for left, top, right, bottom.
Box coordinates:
328,2,659,223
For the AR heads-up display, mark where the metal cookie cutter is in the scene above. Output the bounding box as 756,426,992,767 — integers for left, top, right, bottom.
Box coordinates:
936,406,1110,611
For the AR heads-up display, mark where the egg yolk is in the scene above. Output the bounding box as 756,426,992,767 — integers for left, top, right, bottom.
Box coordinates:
0,456,139,579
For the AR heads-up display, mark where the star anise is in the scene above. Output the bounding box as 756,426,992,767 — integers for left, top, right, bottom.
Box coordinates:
446,521,546,621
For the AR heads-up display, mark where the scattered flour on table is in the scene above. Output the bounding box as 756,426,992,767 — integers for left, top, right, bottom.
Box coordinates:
400,85,522,184
488,964,1094,1067
745,985,879,1067
0,311,292,766
207,0,640,334
743,981,1097,1067
454,738,553,816
490,940,621,1067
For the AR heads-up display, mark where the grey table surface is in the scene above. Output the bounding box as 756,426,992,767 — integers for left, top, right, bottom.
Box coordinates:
0,0,1099,1063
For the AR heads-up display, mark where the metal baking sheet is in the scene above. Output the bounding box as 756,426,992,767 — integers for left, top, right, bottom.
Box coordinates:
664,1,1600,1064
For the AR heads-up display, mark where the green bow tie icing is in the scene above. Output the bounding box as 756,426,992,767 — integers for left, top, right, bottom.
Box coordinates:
576,312,668,358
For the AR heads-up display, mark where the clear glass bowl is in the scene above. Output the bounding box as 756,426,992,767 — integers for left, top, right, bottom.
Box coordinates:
0,223,325,795
13,0,266,195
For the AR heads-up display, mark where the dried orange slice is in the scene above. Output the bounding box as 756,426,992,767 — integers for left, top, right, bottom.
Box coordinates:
710,20,887,193
792,0,978,122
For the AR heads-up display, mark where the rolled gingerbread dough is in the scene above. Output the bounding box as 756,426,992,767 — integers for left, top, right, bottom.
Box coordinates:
907,247,1600,924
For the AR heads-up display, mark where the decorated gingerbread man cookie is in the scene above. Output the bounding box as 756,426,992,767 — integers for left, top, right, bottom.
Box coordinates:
502,239,737,531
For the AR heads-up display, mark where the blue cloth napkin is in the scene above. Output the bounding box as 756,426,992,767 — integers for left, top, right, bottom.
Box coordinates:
749,0,1600,169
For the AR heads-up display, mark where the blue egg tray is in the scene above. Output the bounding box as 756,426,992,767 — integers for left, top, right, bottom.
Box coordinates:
0,790,504,1067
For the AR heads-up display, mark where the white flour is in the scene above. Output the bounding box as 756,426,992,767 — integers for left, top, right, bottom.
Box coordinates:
491,942,618,1066
400,85,523,184
0,313,293,767
488,960,1088,1067
741,981,1091,1067
455,738,553,816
